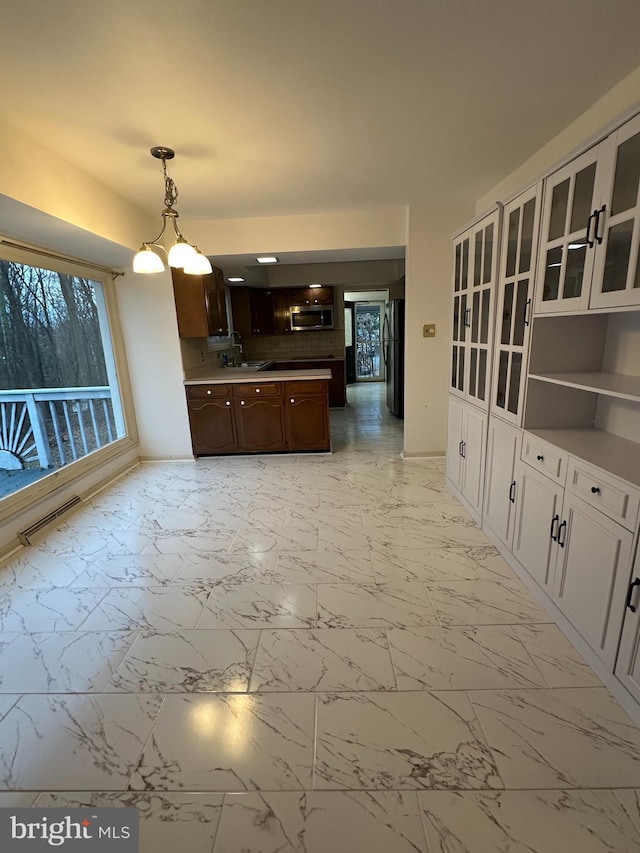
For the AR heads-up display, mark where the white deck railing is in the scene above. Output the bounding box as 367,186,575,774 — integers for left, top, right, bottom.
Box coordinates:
0,387,117,470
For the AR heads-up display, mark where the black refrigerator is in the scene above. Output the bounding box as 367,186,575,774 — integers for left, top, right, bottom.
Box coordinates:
383,299,405,418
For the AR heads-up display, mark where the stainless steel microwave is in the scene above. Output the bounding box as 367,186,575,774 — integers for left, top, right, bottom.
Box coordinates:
290,306,334,331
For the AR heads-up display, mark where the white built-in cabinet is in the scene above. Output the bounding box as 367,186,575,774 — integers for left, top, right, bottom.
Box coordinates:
451,209,500,410
446,397,486,515
448,106,640,720
492,184,542,424
536,112,640,315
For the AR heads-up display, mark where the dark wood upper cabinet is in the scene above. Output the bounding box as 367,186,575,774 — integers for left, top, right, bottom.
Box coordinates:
248,289,275,335
289,286,334,306
172,265,228,338
229,286,252,336
273,289,292,334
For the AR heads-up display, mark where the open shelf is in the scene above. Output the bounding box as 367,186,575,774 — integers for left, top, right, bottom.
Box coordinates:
529,372,640,403
527,427,640,488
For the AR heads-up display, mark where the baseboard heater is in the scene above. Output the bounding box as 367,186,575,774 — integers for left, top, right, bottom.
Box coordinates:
18,496,83,545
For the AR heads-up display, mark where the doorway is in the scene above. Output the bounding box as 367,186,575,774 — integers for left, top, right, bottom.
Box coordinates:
355,302,384,381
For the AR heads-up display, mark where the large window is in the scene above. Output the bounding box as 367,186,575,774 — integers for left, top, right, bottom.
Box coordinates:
0,256,126,501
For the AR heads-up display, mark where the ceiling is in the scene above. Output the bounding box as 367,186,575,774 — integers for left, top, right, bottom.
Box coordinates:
2,0,640,228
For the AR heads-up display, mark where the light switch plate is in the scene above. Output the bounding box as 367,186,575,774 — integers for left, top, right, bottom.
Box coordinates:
423,324,436,338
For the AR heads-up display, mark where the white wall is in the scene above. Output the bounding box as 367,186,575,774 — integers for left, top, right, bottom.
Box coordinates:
115,269,193,459
404,202,474,456
476,66,640,213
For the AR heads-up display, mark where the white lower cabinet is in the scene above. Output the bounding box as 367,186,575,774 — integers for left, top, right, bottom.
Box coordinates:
512,460,563,590
483,418,521,547
551,493,633,669
616,543,640,704
446,396,486,515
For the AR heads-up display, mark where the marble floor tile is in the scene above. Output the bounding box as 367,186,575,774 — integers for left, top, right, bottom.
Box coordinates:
287,504,365,530
512,623,603,688
0,631,137,692
419,789,640,853
213,791,427,853
274,549,375,584
70,554,184,587
0,694,163,790
249,628,396,692
171,552,276,585
198,583,317,629
130,693,314,791
141,530,236,556
426,579,551,626
371,548,483,584
315,691,502,790
37,792,224,853
471,687,640,788
0,792,39,806
387,626,546,690
109,630,259,692
34,527,154,558
230,526,318,555
361,502,445,528
0,587,106,632
80,586,210,631
317,525,373,552
0,550,85,590
317,583,438,628
0,695,20,721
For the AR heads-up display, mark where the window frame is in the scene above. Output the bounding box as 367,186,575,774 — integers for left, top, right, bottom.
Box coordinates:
0,244,139,524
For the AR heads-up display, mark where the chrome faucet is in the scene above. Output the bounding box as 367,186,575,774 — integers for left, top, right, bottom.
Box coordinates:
229,330,243,366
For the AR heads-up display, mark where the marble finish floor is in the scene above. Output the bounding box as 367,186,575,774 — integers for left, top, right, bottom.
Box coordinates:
0,384,639,851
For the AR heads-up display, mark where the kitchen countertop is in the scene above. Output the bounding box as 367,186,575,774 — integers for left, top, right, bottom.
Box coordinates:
184,363,331,385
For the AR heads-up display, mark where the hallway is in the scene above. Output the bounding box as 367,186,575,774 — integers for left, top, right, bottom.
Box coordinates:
0,385,638,851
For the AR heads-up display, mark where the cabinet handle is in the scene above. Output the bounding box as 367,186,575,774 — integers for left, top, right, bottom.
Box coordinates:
225,401,230,406
523,298,531,327
594,204,606,245
550,513,559,541
509,481,516,504
591,486,600,494
206,390,212,395
240,401,245,406
625,578,640,613
536,454,544,461
255,388,261,393
290,398,295,403
557,519,567,548
586,210,597,249
459,440,463,456
460,441,466,459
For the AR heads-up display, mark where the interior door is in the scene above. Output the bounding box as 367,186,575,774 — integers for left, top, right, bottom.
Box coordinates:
344,301,356,384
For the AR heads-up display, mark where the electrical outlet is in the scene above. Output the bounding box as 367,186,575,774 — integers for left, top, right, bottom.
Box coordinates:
423,324,436,338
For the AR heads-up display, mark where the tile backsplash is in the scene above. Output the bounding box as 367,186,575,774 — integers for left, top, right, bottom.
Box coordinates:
243,330,345,360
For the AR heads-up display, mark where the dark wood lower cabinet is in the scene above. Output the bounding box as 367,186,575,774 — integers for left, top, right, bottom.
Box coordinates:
186,380,330,455
234,397,287,452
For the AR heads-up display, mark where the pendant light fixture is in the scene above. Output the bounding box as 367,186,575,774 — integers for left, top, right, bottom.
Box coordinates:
133,147,212,276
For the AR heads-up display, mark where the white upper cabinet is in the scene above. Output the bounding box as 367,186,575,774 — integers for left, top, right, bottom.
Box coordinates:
535,145,604,314
451,208,501,410
590,114,640,310
536,113,640,316
492,184,542,424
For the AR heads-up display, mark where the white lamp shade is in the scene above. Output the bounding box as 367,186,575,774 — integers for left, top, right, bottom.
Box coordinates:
183,251,213,275
133,247,165,274
168,240,198,268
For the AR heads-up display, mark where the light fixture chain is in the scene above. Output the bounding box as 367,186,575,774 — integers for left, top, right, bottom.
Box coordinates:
161,155,179,210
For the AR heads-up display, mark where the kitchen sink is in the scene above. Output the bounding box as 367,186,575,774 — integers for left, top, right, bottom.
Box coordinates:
225,361,268,370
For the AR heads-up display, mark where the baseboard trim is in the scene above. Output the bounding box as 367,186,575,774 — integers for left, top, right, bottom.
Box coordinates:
402,451,445,459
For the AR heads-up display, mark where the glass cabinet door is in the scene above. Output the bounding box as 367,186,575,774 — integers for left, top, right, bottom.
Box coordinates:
466,210,499,410
492,184,542,425
535,145,604,315
590,113,640,309
451,232,470,397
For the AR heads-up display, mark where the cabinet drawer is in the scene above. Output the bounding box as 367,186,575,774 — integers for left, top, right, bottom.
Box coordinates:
284,380,327,396
186,384,231,400
232,382,282,398
566,459,640,531
521,434,567,484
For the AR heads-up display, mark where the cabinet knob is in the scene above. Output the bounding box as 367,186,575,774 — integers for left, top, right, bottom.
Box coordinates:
255,388,261,393
290,398,295,403
225,401,230,406
536,454,544,461
240,400,245,406
591,486,600,494
206,389,212,395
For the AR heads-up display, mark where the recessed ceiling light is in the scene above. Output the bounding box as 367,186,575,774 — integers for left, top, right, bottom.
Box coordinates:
309,283,322,289
228,277,245,282
256,256,278,264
